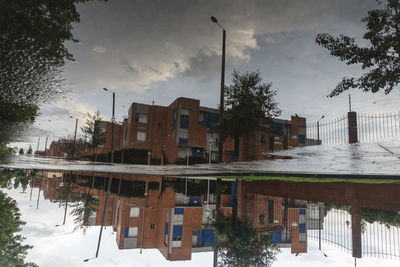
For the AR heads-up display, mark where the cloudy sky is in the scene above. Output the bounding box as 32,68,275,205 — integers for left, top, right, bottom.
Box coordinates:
28,0,400,150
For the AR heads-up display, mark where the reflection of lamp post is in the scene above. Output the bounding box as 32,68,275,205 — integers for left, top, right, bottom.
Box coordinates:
210,16,225,163
94,88,116,260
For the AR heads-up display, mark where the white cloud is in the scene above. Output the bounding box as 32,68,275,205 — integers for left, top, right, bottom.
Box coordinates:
92,46,107,54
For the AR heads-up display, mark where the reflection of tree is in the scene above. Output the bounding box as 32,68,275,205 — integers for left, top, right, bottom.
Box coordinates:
0,190,37,266
361,208,400,228
210,212,279,267
0,169,36,192
69,190,99,234
324,203,400,228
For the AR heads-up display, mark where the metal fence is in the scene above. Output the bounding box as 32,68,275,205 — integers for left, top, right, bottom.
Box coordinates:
306,112,400,145
306,116,348,145
357,113,400,143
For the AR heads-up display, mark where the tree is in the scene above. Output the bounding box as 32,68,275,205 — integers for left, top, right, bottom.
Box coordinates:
26,146,33,155
19,148,24,155
316,0,400,97
81,111,105,162
210,211,279,267
220,70,281,156
0,0,103,143
0,191,37,266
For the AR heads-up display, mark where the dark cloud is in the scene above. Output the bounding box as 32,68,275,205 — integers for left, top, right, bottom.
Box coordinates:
181,48,220,81
121,60,138,75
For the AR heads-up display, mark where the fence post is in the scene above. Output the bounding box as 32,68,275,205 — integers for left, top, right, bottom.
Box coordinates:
348,111,358,144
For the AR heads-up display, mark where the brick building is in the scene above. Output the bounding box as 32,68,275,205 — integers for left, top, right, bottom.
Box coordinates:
116,97,306,164
48,139,89,159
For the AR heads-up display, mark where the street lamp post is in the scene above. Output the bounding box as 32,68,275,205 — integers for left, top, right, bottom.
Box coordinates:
317,115,325,145
211,16,226,163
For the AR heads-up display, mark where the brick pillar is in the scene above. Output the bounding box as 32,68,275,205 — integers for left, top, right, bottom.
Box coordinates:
348,111,358,144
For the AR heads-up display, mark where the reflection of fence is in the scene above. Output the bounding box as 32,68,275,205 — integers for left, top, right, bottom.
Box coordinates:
307,208,400,260
306,112,400,145
362,221,400,260
307,208,352,252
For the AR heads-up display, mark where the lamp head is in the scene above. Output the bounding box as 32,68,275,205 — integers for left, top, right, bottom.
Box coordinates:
103,88,108,91
211,16,218,23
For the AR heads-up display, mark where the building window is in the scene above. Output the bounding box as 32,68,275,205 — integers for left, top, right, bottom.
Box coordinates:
178,138,188,146
180,109,189,129
261,134,266,144
150,223,155,230
268,200,274,223
173,225,183,241
174,208,184,214
158,122,162,128
129,207,140,218
124,227,138,237
135,113,148,123
137,131,146,141
164,222,169,246
259,214,265,224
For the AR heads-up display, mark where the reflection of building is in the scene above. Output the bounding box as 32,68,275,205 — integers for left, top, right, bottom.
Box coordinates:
237,181,312,254
31,171,317,261
113,177,227,261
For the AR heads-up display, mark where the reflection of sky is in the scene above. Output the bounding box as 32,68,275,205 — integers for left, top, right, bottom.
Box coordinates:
3,183,400,266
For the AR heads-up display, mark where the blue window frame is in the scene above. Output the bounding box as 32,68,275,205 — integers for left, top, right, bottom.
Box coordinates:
180,115,189,129
192,147,203,156
173,225,183,238
165,223,169,234
299,223,306,233
124,227,129,238
189,197,201,206
174,208,184,214
179,138,188,146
